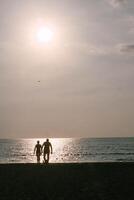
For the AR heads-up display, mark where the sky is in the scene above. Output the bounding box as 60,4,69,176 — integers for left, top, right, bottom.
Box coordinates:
0,0,134,138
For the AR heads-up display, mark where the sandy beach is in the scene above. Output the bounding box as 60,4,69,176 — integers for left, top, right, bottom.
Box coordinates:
0,162,134,200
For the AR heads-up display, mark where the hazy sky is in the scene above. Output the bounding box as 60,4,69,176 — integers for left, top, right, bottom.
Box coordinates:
0,0,134,138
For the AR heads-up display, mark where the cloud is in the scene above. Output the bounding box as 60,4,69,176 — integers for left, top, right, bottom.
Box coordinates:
125,16,134,33
119,44,134,53
107,0,127,7
64,42,107,56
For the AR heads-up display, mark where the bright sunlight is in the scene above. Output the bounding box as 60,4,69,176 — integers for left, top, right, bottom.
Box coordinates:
36,26,54,43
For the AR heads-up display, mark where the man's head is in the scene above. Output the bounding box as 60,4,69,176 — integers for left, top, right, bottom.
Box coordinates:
37,140,39,144
46,138,49,142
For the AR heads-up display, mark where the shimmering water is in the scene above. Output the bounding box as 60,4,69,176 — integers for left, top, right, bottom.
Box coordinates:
0,138,134,163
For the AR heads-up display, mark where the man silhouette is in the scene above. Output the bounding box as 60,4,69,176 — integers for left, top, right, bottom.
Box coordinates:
42,139,53,164
34,140,42,163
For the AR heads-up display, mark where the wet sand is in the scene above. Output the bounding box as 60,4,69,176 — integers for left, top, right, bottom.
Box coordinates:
0,162,134,200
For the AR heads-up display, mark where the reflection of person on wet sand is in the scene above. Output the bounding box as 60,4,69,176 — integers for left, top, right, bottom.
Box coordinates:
34,141,42,163
42,139,53,164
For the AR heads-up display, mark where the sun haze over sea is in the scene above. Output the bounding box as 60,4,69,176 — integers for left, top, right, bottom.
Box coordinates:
0,0,134,139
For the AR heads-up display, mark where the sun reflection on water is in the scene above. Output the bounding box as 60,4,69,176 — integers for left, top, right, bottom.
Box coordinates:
1,138,134,163
30,138,73,163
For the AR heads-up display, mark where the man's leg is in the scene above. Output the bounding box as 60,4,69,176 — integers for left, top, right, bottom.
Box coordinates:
44,153,47,163
46,153,50,163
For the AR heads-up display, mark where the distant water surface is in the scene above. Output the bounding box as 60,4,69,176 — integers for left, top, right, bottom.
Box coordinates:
0,138,134,163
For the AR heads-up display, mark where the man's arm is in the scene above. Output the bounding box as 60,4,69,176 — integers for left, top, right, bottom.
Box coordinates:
34,145,36,154
50,143,53,154
41,143,44,152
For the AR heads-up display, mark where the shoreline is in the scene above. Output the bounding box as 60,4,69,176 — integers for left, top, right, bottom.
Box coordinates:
0,161,134,164
0,162,134,199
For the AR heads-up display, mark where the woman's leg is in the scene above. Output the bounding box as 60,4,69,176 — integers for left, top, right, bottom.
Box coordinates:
37,154,40,163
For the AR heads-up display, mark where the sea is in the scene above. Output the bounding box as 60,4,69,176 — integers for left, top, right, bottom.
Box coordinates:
0,137,134,163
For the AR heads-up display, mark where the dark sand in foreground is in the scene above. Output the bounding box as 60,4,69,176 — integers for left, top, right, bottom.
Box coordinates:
0,162,134,200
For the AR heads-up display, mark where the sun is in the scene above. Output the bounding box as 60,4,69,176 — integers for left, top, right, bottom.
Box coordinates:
36,26,54,43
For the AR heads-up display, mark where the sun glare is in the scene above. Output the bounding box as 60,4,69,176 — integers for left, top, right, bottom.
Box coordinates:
37,27,54,43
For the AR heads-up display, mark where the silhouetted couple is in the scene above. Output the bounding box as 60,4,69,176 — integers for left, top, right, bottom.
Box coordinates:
34,139,53,163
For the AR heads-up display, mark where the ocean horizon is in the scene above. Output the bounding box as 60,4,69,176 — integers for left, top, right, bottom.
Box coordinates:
0,137,134,163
